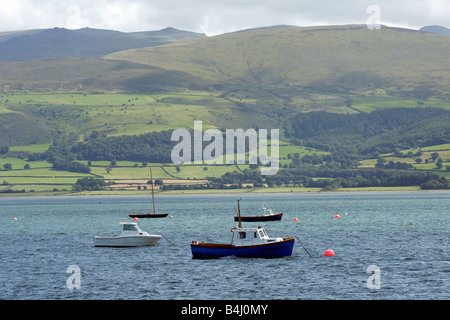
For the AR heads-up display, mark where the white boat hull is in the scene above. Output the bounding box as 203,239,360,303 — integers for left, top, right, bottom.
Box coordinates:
94,235,161,247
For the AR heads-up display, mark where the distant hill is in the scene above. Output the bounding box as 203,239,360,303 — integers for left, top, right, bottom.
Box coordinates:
0,27,206,62
0,25,450,100
106,24,450,100
420,25,450,36
2,24,450,102
230,24,297,33
2,24,450,99
1,24,450,154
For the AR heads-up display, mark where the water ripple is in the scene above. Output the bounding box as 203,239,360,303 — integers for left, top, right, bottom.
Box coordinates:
0,192,448,300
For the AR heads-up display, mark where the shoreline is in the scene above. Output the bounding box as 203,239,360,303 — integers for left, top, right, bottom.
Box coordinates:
1,186,449,198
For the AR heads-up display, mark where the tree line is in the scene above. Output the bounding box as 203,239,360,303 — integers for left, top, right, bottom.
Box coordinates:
70,130,175,163
204,166,449,190
30,107,450,168
27,131,176,173
282,107,450,155
154,167,449,191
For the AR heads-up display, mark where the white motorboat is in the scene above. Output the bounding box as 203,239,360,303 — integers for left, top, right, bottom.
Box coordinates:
94,221,161,247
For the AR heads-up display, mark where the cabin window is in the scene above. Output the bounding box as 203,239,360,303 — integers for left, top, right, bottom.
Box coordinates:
123,224,137,231
254,232,257,238
238,232,246,239
258,230,264,238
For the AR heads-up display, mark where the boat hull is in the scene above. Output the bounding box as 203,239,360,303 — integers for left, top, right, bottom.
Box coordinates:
128,213,168,218
191,238,294,259
234,212,283,222
94,235,161,247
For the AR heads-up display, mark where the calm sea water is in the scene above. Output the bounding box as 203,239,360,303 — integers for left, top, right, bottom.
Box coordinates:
0,192,448,300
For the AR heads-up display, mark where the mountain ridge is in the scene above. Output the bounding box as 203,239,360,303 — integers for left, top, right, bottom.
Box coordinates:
2,24,450,100
0,27,206,62
105,24,450,100
419,25,450,36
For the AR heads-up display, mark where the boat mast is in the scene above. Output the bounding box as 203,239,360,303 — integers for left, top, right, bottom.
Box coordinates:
237,199,242,228
150,167,156,214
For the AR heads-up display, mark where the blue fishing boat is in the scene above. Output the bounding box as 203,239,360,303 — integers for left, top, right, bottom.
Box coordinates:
191,200,295,259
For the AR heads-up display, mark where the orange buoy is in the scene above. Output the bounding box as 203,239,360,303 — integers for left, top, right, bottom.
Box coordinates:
324,249,335,256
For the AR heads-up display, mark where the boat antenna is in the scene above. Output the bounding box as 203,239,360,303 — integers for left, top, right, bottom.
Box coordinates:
150,167,156,214
237,199,242,229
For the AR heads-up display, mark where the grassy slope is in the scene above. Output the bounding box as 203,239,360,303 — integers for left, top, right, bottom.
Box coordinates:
106,25,450,99
3,25,450,105
2,25,450,194
1,91,276,140
4,25,450,144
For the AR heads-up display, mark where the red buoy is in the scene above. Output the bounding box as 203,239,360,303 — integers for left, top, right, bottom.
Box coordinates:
133,217,138,221
324,249,335,256
334,214,340,218
294,218,299,221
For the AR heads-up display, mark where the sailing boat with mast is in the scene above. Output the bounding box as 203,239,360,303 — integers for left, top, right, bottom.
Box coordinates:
129,168,168,218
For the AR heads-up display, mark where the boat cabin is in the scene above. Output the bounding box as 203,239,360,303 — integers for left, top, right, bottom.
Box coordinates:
120,222,146,236
230,226,283,247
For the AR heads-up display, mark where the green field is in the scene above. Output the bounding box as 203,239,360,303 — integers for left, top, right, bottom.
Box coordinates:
1,140,448,196
351,95,450,113
358,143,450,179
1,90,449,196
1,91,279,141
5,91,450,143
0,140,323,194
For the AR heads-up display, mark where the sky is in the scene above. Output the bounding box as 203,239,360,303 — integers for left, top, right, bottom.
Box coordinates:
0,0,449,36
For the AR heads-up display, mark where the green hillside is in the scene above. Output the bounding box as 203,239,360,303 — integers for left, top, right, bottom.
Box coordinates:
0,57,184,93
2,24,450,138
3,25,450,102
1,91,276,140
0,111,52,146
106,25,450,101
1,24,450,195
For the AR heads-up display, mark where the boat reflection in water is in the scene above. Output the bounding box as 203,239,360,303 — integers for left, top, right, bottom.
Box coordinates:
191,200,294,259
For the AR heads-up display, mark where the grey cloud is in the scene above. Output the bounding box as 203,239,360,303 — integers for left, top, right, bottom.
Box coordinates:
0,0,449,35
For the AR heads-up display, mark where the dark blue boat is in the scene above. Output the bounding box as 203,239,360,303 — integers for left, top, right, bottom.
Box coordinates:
191,200,295,259
191,235,295,259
